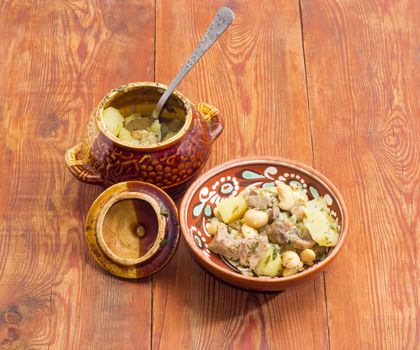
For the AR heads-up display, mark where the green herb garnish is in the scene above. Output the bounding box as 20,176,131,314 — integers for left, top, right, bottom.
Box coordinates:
250,242,259,254
272,245,280,260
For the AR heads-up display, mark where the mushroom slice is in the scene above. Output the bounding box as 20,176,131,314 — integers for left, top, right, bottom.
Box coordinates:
265,220,290,245
288,227,316,249
125,116,154,131
293,237,316,249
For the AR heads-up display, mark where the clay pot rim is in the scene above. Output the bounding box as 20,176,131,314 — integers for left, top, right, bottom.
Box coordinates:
96,191,166,267
180,156,349,289
96,82,194,150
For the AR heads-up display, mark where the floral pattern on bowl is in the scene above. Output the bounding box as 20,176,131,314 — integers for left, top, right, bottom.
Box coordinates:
180,157,348,291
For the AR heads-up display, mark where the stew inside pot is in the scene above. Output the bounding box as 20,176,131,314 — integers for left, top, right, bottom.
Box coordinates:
102,86,187,146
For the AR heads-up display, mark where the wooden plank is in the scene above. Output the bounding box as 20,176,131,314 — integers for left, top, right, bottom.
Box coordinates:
153,1,328,349
0,1,155,348
300,0,419,348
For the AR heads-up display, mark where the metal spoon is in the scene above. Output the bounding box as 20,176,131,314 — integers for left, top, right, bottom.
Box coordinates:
151,7,234,119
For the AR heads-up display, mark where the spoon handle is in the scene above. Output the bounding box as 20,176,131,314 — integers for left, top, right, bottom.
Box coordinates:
153,7,234,118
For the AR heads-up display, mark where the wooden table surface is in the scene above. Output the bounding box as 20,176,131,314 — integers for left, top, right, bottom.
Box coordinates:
0,0,418,349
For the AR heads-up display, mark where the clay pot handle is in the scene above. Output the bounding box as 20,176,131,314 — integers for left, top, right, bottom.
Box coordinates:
196,102,223,143
65,143,103,185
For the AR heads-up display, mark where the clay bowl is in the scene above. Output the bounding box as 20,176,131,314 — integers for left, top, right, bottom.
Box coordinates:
86,181,179,279
180,157,349,291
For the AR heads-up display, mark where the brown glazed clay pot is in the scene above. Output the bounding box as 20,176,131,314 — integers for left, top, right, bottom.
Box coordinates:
65,82,223,196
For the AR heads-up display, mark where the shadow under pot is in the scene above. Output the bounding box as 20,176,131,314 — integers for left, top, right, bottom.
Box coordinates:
85,181,179,279
65,82,223,197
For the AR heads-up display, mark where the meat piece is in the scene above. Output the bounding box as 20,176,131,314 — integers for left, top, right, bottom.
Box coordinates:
267,206,281,223
131,129,159,145
239,235,269,269
289,227,316,249
208,223,242,261
247,189,273,210
265,220,290,245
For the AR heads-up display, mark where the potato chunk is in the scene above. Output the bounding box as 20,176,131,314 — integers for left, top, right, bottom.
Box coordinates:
217,196,248,224
148,120,162,141
118,127,140,146
103,107,124,136
254,244,283,277
304,197,339,247
124,112,142,126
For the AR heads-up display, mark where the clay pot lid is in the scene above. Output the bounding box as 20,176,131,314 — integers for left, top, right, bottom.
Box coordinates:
85,181,180,279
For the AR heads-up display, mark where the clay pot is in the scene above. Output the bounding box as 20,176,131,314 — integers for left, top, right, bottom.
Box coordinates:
65,82,223,196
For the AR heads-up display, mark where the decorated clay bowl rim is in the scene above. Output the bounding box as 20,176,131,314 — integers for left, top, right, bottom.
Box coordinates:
180,156,349,285
96,82,194,150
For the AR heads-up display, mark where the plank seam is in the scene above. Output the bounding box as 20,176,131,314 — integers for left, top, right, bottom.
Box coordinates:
151,276,154,350
151,1,157,349
49,280,53,350
322,272,331,350
298,0,315,167
153,0,157,84
298,1,331,349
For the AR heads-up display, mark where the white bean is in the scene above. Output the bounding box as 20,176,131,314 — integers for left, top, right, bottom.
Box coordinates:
281,251,301,269
282,260,303,277
300,249,316,265
276,181,295,210
244,210,269,228
207,221,219,236
241,224,258,238
282,267,299,277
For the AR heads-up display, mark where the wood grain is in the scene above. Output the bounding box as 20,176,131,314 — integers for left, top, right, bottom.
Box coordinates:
0,0,418,348
0,1,155,349
153,1,328,349
300,0,419,348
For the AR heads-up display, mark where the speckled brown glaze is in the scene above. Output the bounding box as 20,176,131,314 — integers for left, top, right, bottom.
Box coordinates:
65,82,223,197
180,157,349,291
85,181,179,279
